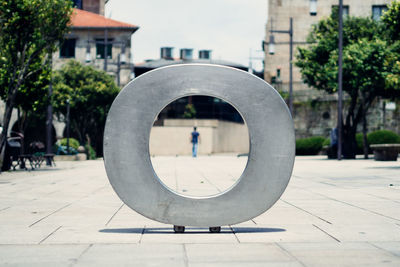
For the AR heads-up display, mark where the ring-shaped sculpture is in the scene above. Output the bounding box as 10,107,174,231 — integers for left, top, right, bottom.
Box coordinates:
104,64,295,229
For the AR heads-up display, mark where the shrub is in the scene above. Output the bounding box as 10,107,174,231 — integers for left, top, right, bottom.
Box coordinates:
322,138,330,147
356,133,365,154
54,145,78,155
59,138,80,150
296,136,326,155
367,130,400,145
85,143,96,160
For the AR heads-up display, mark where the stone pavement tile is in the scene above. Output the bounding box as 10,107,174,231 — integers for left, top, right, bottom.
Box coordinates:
0,244,88,266
0,225,62,245
253,200,331,225
185,243,298,265
232,224,336,243
106,206,162,227
42,225,142,244
280,187,327,201
76,244,185,267
230,220,257,227
312,222,400,242
370,242,400,257
279,242,400,267
276,199,396,225
140,226,238,244
189,262,303,267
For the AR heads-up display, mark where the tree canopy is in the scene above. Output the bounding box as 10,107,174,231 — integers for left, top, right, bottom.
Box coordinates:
382,0,400,90
52,60,120,156
0,0,72,156
295,8,400,158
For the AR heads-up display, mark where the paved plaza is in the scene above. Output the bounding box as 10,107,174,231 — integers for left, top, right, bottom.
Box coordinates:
0,155,399,266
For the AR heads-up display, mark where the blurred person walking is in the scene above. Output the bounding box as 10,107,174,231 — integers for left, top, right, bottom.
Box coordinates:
190,127,200,157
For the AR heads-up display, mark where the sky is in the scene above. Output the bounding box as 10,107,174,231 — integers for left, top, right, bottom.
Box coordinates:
105,0,268,71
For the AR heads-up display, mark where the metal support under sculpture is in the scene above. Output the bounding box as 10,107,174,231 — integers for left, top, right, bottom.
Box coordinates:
104,64,295,232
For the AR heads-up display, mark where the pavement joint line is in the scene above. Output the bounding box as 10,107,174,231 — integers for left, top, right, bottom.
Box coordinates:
318,181,338,187
29,185,107,227
0,206,10,212
363,192,400,204
68,243,93,267
367,241,400,258
190,161,222,193
295,175,400,204
280,199,332,224
312,224,341,243
138,226,145,243
105,203,124,226
275,242,307,267
182,244,189,267
304,188,400,222
199,172,222,192
29,203,72,227
229,225,241,243
38,226,62,244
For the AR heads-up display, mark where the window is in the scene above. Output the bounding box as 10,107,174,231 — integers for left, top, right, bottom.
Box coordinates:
372,5,387,21
71,0,82,9
332,5,349,17
60,39,76,58
96,39,113,59
310,0,317,16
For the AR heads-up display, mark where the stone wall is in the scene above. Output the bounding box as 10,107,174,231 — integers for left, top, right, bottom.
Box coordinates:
149,119,249,156
292,93,400,139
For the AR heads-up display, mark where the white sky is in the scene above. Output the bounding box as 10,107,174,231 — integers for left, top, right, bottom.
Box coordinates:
105,0,268,71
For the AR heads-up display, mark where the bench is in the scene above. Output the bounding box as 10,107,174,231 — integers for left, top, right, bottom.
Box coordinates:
370,144,400,161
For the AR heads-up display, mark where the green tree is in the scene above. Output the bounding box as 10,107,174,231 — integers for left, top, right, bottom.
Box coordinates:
0,0,72,157
295,12,399,159
382,0,400,90
52,60,120,156
382,0,400,41
183,103,197,118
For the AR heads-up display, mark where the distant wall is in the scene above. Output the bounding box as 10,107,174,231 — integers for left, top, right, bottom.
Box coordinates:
149,119,249,156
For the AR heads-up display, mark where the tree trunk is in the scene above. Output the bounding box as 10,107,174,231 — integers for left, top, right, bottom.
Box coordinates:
342,125,357,159
0,99,16,168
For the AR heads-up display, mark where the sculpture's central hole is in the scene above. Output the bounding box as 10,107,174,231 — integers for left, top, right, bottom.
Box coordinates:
149,95,249,197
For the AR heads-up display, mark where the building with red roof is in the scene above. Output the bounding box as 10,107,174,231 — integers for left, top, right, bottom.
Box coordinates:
54,0,139,87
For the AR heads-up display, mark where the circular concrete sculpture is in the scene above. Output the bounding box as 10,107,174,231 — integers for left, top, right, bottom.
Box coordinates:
104,64,295,231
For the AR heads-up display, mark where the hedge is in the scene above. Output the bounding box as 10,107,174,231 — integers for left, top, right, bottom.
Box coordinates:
367,130,400,145
296,136,326,155
59,138,80,150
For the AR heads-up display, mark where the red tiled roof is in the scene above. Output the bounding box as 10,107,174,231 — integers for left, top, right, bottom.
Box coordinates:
70,8,138,29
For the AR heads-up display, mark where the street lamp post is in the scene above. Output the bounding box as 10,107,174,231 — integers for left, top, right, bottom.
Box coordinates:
46,53,53,166
268,17,294,115
337,0,344,160
66,99,70,155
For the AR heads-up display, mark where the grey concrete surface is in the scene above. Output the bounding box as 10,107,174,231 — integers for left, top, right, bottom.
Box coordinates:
0,155,399,266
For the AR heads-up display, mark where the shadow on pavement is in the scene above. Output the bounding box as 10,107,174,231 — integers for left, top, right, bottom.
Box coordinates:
99,227,286,234
367,166,400,169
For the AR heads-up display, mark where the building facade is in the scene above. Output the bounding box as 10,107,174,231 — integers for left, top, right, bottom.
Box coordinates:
265,0,391,92
54,0,139,87
264,0,397,137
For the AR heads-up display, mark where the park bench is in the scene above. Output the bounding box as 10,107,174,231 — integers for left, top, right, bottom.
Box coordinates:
14,153,55,170
370,144,400,161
